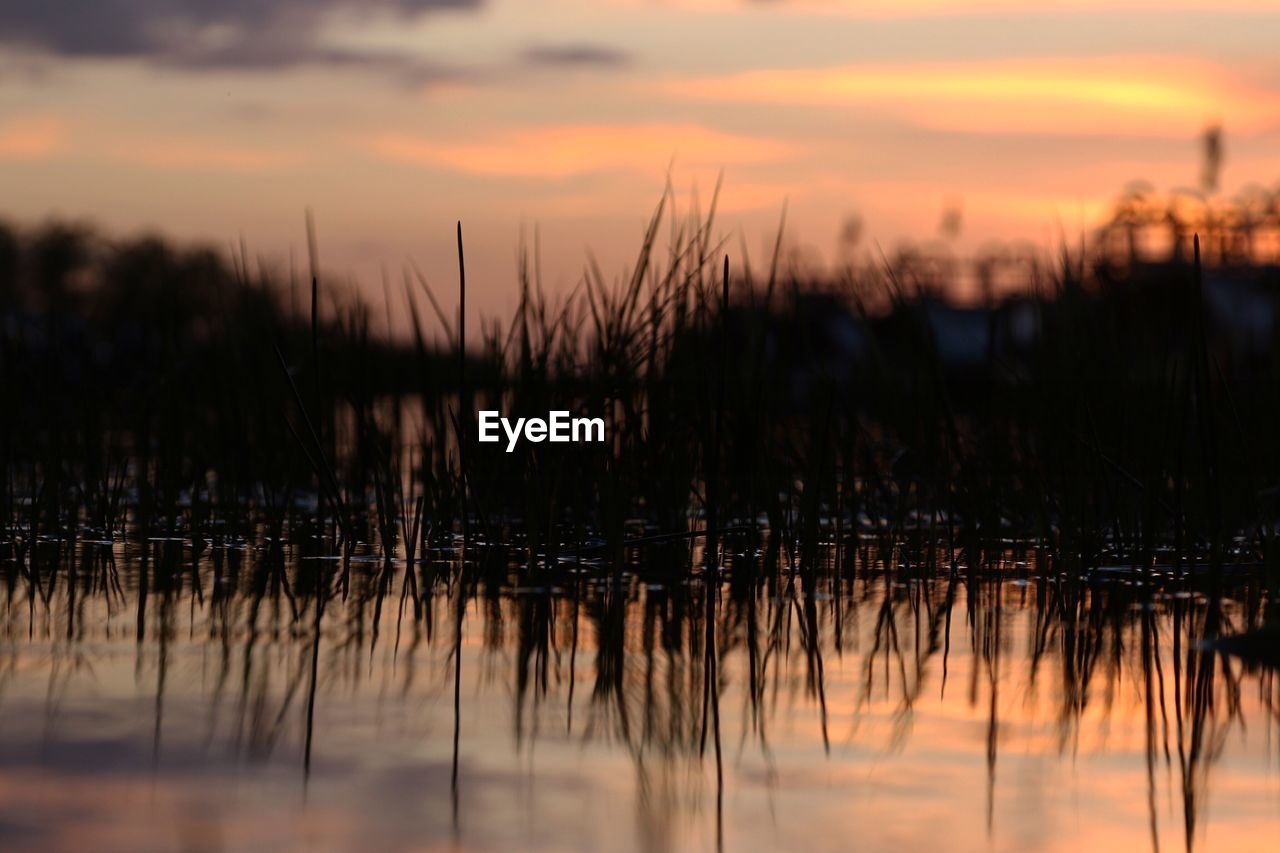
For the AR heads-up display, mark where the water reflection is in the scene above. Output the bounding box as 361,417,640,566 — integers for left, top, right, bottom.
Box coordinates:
1,538,1277,851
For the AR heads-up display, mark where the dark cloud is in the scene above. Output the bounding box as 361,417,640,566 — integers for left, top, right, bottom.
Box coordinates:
0,0,482,72
521,44,631,68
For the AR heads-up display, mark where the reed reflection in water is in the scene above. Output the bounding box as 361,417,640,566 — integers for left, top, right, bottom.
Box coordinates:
0,537,1277,852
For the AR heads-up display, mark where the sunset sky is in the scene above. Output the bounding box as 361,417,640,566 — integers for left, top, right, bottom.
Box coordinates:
2,0,1279,319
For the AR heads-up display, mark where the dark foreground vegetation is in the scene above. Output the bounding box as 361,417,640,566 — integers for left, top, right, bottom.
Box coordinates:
3,183,1280,851
4,185,1280,588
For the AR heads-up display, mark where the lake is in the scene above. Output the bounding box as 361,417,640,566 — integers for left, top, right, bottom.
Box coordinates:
1,538,1275,851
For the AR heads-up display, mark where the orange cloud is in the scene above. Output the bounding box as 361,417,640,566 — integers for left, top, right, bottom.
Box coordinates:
366,123,792,178
0,115,67,159
111,140,301,173
614,0,1280,13
673,57,1280,137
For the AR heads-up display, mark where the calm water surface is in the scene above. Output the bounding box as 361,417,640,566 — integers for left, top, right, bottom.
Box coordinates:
1,541,1277,852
